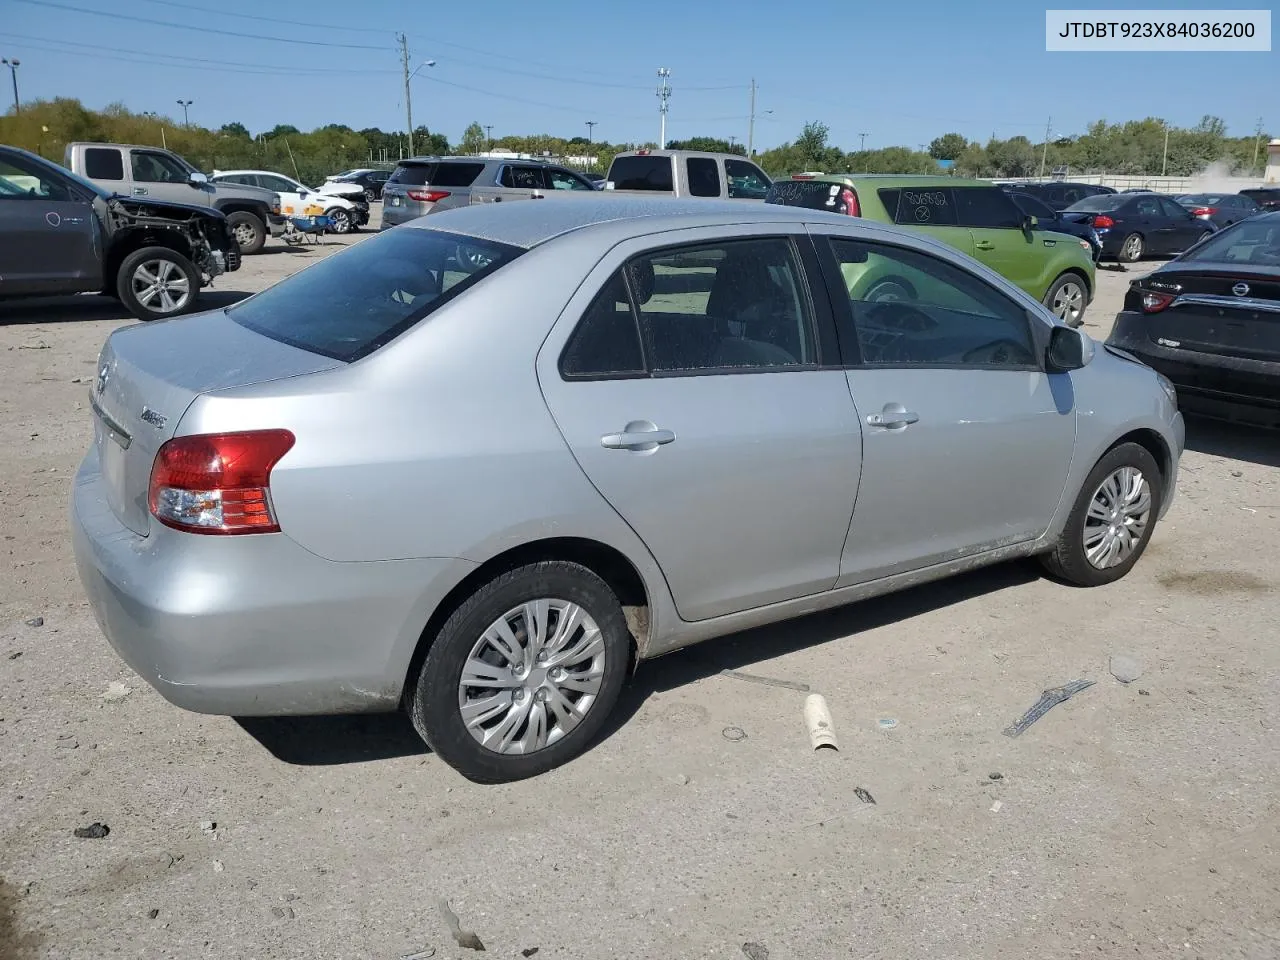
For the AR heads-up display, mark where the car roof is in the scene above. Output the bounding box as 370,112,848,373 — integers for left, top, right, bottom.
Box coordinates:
614,150,752,160
785,174,993,188
409,195,865,249
213,169,295,177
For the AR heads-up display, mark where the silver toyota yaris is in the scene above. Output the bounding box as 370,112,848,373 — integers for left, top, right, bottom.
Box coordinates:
71,197,1184,782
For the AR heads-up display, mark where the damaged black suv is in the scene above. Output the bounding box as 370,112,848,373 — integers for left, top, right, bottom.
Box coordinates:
0,145,240,322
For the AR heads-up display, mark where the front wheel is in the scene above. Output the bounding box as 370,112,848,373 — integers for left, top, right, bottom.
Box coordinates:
116,246,200,322
325,207,352,234
1039,442,1163,587
1044,273,1088,327
225,212,266,254
409,561,631,783
1118,232,1144,263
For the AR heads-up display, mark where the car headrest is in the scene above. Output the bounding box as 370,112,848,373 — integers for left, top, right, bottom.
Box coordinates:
626,259,655,305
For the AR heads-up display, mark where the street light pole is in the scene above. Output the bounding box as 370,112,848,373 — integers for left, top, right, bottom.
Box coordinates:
1161,121,1170,177
747,78,755,156
484,125,493,152
176,99,193,127
1,58,19,114
399,36,436,158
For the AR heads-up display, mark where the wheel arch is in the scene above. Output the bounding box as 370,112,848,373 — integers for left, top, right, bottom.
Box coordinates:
1108,427,1172,487
105,232,195,287
401,537,652,706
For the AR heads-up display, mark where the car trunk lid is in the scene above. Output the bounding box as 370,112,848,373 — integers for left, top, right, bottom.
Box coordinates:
91,309,341,535
1148,267,1280,361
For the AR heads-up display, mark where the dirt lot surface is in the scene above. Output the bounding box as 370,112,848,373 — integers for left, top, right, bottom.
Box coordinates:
3,210,1279,960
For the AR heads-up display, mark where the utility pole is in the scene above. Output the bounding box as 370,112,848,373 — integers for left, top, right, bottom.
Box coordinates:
1253,117,1264,172
398,33,415,157
586,120,596,143
656,67,671,149
2,58,19,114
1161,120,1170,176
747,78,756,156
176,99,193,127
1038,115,1051,179
858,132,868,151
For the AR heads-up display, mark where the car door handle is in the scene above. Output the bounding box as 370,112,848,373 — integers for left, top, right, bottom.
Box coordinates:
975,240,995,251
866,410,919,428
132,187,148,196
601,426,676,450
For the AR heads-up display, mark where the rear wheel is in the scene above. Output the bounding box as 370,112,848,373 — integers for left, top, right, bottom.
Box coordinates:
1043,273,1088,327
226,212,266,254
1118,232,1144,263
116,246,200,322
409,561,631,783
1040,442,1162,587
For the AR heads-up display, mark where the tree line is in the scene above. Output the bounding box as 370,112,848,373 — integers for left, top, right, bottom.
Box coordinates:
0,99,1268,185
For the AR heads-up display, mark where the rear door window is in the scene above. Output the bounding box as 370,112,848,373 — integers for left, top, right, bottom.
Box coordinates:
686,157,721,197
83,147,124,181
1136,197,1162,217
609,155,674,191
954,187,1022,228
500,165,546,189
228,228,522,362
1159,197,1190,219
883,187,958,226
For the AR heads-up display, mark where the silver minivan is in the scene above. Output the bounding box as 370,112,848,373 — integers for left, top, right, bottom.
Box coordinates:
381,157,598,227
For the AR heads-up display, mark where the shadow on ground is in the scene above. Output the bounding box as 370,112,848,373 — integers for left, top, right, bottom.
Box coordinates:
1184,415,1280,468
236,561,1037,768
0,290,252,326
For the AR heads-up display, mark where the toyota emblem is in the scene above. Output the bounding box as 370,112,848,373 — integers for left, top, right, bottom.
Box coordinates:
1232,282,1250,297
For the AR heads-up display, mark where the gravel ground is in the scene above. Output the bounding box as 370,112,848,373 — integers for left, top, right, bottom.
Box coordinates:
2,212,1279,960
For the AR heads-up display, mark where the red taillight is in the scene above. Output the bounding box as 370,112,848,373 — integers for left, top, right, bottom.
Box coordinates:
406,189,450,203
1191,207,1217,217
1092,214,1115,229
839,187,860,217
792,173,815,180
148,430,295,535
635,149,650,156
1140,290,1175,313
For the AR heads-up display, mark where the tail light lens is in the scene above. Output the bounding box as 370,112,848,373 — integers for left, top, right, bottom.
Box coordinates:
839,188,861,217
149,430,295,535
406,189,450,202
1191,207,1217,217
1092,214,1115,229
1140,290,1175,313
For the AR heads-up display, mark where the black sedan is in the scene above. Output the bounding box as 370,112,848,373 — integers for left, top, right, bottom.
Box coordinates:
1174,192,1262,230
327,169,391,201
1062,192,1215,263
1007,190,1102,261
1107,212,1280,428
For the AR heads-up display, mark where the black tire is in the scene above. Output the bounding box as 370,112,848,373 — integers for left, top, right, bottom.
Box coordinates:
1043,272,1088,328
225,211,266,255
1039,442,1163,587
865,276,917,302
116,246,201,322
410,561,631,783
1117,232,1144,263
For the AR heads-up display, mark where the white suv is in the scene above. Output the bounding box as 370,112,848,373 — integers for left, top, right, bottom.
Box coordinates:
211,170,369,234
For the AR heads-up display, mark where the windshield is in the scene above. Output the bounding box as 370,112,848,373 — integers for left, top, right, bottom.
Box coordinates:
228,227,523,362
1179,218,1280,265
1065,195,1125,213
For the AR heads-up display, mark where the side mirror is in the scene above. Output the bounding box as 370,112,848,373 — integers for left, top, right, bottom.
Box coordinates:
1021,214,1037,232
188,171,209,185
298,189,308,197
1046,325,1093,372
603,181,616,191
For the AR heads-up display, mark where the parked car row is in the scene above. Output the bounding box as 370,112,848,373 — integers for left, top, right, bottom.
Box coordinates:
210,169,370,234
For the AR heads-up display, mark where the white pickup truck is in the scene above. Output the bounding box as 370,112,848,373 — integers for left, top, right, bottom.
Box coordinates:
63,142,285,253
605,150,773,201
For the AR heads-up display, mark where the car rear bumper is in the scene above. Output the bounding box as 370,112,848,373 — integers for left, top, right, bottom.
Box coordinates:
1109,311,1280,428
70,445,477,716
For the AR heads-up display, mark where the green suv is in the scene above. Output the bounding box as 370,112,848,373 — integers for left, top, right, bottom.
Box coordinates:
765,175,1095,326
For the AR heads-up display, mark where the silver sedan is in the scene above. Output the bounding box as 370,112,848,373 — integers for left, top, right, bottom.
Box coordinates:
71,197,1184,782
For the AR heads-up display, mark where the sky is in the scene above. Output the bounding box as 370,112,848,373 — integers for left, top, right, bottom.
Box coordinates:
1,0,1275,152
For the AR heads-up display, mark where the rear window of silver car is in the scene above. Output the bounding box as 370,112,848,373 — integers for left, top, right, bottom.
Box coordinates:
227,228,522,362
609,156,674,191
387,161,485,187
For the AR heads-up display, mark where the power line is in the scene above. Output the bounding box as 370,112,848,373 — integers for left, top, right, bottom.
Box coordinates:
10,0,392,50
133,0,396,35
0,32,397,74
415,73,648,121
